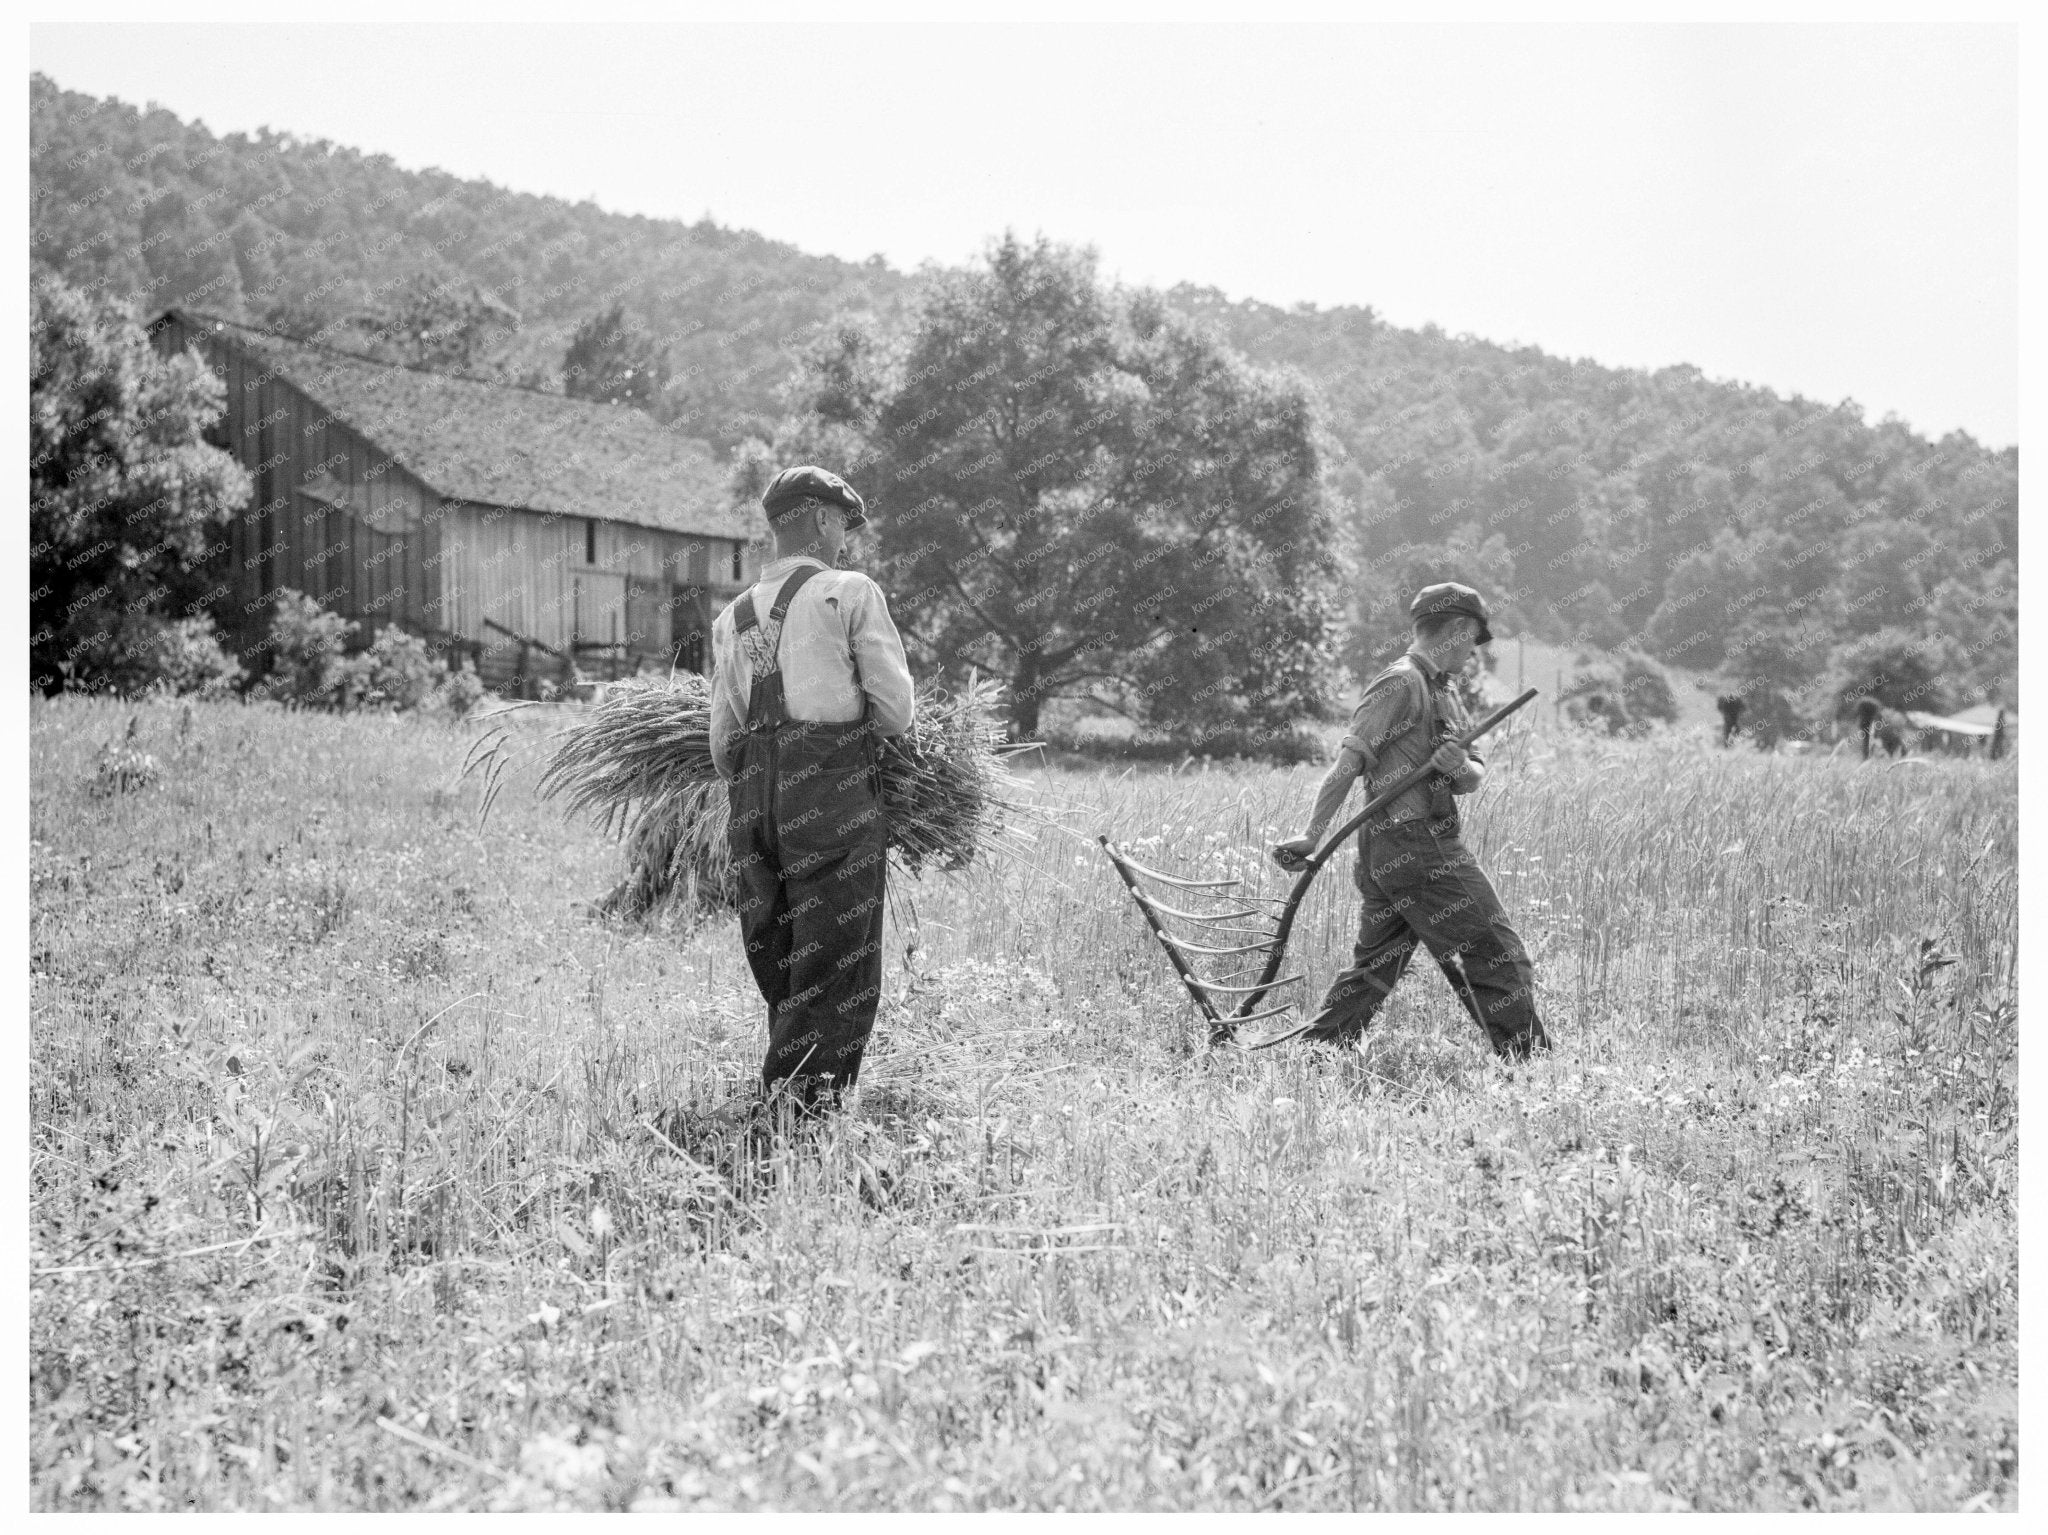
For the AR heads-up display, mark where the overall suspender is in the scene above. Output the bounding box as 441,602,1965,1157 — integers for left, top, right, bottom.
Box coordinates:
1360,661,1439,753
729,564,827,731
1361,658,1456,824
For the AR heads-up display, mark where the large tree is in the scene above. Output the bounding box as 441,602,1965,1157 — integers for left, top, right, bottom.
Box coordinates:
755,235,1347,741
29,270,250,690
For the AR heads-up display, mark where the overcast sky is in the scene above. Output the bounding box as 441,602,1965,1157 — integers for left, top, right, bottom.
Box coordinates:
30,21,2018,447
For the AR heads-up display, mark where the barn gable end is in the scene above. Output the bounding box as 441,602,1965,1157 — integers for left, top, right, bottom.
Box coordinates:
152,309,445,648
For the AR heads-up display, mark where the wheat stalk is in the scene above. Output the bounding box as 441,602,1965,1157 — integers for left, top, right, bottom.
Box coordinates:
539,673,1037,922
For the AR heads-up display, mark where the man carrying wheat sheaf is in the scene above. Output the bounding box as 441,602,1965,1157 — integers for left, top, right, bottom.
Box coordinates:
1264,582,1550,1059
709,466,916,1117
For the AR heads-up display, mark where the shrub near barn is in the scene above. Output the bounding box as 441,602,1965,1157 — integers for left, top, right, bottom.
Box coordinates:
253,589,485,716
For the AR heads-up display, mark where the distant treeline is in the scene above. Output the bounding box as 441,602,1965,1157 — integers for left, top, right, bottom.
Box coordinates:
30,73,2016,712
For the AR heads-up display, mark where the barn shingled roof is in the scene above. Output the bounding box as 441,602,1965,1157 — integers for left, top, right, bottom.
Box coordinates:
164,310,764,543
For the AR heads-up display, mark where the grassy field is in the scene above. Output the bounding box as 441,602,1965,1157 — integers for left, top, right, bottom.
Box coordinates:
29,694,2017,1511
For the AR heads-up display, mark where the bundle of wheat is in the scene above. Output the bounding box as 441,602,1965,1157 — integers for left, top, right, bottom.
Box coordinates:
608,777,740,920
536,672,720,839
875,673,1021,876
540,672,1034,922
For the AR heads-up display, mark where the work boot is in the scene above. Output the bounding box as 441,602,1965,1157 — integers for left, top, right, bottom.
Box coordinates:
1295,1009,1364,1048
1493,1022,1552,1063
772,1072,850,1115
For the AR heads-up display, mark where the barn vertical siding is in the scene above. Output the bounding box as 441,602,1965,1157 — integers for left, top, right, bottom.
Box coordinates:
280,380,311,606
262,370,438,636
178,317,266,623
150,314,443,647
218,323,281,627
345,428,371,623
299,397,348,615
417,494,447,639
594,520,682,661
438,510,752,686
441,503,579,643
298,396,340,615
540,514,582,649
247,353,276,609
280,378,309,608
439,502,590,691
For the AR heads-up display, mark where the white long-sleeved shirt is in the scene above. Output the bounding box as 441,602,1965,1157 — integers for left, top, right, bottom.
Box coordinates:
708,556,916,779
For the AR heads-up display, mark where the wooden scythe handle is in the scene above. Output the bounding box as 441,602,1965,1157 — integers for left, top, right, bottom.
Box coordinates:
1220,686,1540,1034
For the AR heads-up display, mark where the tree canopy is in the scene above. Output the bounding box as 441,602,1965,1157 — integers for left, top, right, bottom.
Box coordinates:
751,236,1348,741
29,268,250,691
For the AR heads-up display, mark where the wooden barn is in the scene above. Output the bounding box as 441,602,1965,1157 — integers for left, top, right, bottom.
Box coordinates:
148,309,763,694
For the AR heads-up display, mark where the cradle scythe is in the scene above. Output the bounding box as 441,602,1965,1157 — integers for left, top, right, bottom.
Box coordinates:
1100,687,1539,1048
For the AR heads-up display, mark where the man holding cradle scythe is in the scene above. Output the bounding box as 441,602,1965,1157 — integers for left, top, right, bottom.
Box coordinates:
1260,583,1550,1059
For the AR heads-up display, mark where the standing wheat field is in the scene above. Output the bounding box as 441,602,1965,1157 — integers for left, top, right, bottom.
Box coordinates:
28,695,2017,1511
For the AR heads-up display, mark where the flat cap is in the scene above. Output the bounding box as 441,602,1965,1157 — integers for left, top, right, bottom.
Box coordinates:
761,465,867,529
1410,581,1493,644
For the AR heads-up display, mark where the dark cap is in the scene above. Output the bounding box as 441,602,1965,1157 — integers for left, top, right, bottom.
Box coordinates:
761,465,867,529
1410,581,1493,644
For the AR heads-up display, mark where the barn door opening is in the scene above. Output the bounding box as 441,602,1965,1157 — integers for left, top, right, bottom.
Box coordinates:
668,585,712,674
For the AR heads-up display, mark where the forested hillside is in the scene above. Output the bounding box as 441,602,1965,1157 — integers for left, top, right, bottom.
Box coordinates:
1172,287,2016,686
30,74,913,452
30,73,2017,714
